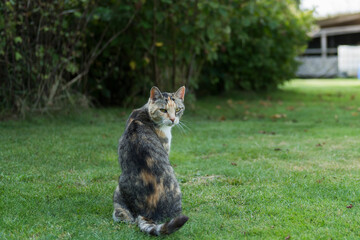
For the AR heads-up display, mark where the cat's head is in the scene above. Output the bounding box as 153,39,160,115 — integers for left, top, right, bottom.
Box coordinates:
148,86,185,127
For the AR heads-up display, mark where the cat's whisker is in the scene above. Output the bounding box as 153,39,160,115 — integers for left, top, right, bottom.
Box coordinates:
175,123,186,135
175,122,190,135
179,119,190,124
179,121,191,132
179,122,189,134
177,124,186,134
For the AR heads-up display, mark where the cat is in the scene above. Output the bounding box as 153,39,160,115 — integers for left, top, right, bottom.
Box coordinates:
113,86,188,236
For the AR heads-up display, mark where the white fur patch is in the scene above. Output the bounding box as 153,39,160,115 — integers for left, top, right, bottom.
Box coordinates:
136,216,161,236
160,125,172,150
113,211,120,222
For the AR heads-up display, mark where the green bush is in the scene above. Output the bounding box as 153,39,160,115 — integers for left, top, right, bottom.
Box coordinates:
199,0,313,93
0,0,95,115
0,0,313,116
85,0,232,106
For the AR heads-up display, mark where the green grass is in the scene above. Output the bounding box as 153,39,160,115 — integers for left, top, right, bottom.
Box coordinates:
1,79,360,239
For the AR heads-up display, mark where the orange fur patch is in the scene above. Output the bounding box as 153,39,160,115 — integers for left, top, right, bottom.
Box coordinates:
140,170,164,209
146,157,155,168
147,178,164,209
155,129,167,139
134,120,144,125
166,97,176,108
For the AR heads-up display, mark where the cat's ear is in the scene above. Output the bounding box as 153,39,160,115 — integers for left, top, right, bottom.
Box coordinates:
174,86,185,101
150,86,163,101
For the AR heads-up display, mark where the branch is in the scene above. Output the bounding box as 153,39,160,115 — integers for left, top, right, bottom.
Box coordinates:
62,9,139,91
96,9,139,59
152,0,158,86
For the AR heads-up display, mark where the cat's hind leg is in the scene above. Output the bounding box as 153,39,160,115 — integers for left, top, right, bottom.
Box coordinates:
113,185,134,223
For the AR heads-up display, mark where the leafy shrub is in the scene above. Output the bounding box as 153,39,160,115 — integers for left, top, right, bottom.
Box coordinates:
85,0,232,106
0,0,313,116
199,0,313,93
0,1,96,115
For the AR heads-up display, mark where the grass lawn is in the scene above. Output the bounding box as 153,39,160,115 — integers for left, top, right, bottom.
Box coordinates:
1,79,360,239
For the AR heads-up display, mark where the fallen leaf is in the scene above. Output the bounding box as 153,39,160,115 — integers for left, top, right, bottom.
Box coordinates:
286,106,295,111
271,114,287,119
219,116,226,121
227,99,233,105
231,162,237,166
351,95,356,100
285,235,291,240
216,105,222,109
271,114,282,119
351,112,359,116
259,131,276,135
347,204,353,209
274,148,281,151
316,179,323,183
304,129,308,132
260,100,271,107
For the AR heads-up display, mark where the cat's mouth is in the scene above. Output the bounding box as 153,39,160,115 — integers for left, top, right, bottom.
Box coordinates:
164,121,176,127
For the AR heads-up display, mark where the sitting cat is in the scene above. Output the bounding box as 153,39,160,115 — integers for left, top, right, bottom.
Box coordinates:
113,86,188,236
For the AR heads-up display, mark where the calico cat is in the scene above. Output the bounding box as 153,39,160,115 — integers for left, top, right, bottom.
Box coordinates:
113,86,188,236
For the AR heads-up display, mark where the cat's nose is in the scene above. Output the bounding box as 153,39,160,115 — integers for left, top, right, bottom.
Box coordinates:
170,118,175,123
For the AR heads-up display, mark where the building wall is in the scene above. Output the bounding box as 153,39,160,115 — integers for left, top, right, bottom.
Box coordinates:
296,56,338,78
338,45,360,77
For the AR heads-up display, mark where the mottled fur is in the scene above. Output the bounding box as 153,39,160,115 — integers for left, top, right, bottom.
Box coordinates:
113,86,188,236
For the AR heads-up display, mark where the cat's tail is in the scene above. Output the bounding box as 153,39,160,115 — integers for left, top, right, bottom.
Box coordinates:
136,215,189,236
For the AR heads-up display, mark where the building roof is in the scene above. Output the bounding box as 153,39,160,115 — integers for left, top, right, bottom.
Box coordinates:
310,13,360,38
317,13,360,28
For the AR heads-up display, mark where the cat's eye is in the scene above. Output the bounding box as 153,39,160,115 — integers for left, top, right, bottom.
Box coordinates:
176,108,181,112
160,109,167,113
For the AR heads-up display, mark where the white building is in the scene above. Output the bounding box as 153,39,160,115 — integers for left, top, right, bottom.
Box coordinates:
297,13,360,78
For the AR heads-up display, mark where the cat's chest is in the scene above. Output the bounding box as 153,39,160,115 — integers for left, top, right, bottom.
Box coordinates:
156,126,172,153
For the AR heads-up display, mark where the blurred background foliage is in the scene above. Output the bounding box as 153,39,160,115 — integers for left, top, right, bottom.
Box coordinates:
0,0,313,116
